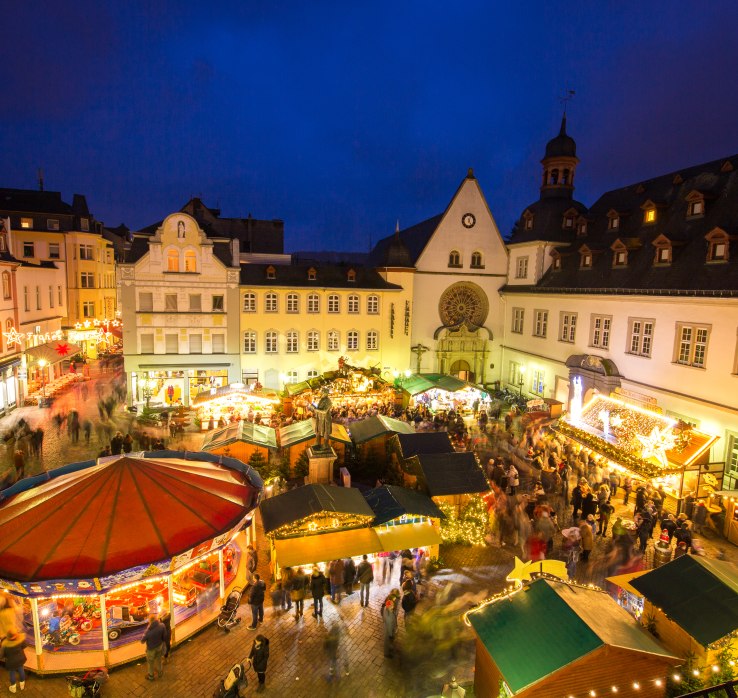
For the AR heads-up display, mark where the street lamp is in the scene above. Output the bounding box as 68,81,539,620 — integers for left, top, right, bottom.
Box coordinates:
517,366,526,396
37,359,48,402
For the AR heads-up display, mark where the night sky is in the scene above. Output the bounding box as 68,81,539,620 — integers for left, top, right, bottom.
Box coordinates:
3,2,738,251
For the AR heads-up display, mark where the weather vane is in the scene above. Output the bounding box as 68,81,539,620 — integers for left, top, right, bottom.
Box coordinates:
560,87,576,114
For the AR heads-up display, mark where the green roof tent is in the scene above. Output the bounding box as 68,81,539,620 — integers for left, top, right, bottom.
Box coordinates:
398,372,482,397
411,452,489,497
392,432,454,459
363,484,444,526
348,415,415,445
630,555,738,647
468,578,679,696
202,421,278,451
278,420,352,448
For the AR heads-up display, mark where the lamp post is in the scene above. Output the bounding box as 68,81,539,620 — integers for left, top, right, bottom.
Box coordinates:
517,366,526,397
37,359,48,402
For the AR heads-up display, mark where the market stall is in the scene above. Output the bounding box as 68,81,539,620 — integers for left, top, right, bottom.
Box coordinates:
193,383,281,429
0,451,263,674
278,420,351,470
349,414,415,461
605,571,649,620
398,373,485,414
555,394,719,515
202,421,278,464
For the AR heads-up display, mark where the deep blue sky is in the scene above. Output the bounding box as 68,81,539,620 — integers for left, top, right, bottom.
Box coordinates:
2,2,738,251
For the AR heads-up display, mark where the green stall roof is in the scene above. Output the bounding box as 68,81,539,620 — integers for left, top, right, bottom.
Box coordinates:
348,415,415,444
277,420,352,448
202,421,278,451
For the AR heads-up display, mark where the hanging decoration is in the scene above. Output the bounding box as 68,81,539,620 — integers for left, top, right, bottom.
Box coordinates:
3,328,63,347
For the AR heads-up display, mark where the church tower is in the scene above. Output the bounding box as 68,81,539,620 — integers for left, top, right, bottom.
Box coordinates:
540,114,579,199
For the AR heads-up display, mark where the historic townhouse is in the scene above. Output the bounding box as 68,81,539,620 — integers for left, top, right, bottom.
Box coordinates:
502,117,738,484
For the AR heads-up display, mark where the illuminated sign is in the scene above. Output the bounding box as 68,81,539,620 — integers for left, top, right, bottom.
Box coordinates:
3,328,63,348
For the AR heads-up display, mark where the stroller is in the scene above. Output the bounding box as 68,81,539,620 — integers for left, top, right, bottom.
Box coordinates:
217,586,243,632
66,667,108,697
212,660,249,698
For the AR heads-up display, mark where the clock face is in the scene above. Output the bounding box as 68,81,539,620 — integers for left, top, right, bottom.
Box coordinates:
462,213,476,229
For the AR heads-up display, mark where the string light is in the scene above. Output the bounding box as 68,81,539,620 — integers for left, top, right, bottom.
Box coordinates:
270,512,374,539
438,495,488,545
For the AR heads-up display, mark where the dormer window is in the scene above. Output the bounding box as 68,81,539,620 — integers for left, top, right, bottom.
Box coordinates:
563,215,574,229
607,210,620,230
522,210,534,231
562,207,578,230
686,191,706,218
644,209,656,224
579,246,593,269
448,250,461,268
347,268,356,282
576,218,588,237
581,253,592,268
652,235,672,265
551,254,562,271
613,250,627,267
705,228,730,263
308,267,317,281
266,265,276,280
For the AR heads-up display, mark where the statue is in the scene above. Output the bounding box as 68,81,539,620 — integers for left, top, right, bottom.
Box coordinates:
313,390,333,450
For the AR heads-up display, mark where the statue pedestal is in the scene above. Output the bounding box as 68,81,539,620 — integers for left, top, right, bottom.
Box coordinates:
307,446,337,484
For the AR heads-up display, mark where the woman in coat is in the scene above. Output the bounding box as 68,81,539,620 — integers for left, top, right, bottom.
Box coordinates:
249,634,270,692
1,630,27,693
505,464,519,495
578,519,594,561
310,566,326,618
290,568,307,620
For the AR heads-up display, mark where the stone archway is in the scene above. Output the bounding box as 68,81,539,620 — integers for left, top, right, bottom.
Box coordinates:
450,359,472,381
565,354,621,411
435,324,492,384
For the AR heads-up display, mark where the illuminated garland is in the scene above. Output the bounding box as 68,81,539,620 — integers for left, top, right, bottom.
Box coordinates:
271,512,374,539
438,495,489,546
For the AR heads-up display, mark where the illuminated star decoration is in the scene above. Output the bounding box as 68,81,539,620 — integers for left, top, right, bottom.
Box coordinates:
636,426,676,469
507,556,568,583
3,328,24,347
55,342,71,356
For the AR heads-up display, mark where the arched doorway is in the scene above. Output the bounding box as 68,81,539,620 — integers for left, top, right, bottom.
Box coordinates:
450,359,472,381
565,354,621,412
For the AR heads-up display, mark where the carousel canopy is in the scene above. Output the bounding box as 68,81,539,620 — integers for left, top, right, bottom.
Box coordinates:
202,421,278,451
0,453,262,582
630,555,738,646
393,432,454,459
260,484,374,535
349,415,415,444
363,485,444,526
410,452,489,497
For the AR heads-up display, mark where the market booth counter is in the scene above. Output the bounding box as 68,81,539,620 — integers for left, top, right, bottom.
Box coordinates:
556,394,719,515
0,451,262,674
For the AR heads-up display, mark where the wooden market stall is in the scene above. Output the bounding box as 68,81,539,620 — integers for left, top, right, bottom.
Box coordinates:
556,394,719,515
388,431,455,477
202,420,278,464
277,420,351,470
348,414,415,461
398,372,485,414
467,577,679,698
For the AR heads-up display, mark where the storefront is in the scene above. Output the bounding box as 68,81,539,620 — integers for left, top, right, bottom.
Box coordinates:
131,368,230,408
193,383,281,429
398,373,485,414
555,394,719,514
0,356,21,416
23,340,83,406
0,451,263,674
67,319,122,360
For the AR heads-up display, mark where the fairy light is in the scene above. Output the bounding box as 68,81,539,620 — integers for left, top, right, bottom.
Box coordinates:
632,682,640,689
655,679,663,687
673,673,681,682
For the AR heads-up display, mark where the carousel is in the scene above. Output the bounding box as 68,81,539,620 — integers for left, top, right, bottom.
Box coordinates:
194,382,281,430
0,451,262,673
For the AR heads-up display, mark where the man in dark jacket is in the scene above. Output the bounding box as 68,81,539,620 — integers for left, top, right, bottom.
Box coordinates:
343,557,356,596
247,573,266,629
140,614,166,681
571,478,586,521
248,634,270,692
356,554,374,607
310,566,326,617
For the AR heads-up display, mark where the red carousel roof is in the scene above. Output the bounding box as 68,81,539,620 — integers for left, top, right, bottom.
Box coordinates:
0,455,259,581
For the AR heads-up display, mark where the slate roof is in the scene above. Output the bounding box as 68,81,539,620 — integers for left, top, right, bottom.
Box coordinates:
630,555,738,646
240,262,402,290
393,432,454,459
411,452,489,497
348,415,415,444
363,485,444,526
259,484,374,535
368,214,443,267
0,188,74,214
508,196,588,245
468,578,677,694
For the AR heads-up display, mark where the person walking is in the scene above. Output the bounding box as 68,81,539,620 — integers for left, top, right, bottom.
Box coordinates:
381,551,397,585
247,574,266,629
343,557,356,596
12,450,24,482
248,634,270,692
291,567,307,620
140,614,166,681
328,559,344,604
82,420,92,445
1,630,26,693
281,567,294,613
400,572,418,620
324,624,349,680
356,554,374,607
505,463,519,496
122,433,134,454
578,520,594,562
381,591,400,658
310,566,326,618
110,431,124,456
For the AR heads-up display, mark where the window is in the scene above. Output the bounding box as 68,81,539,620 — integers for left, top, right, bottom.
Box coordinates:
1,273,10,300
48,243,60,259
512,307,524,334
688,200,704,217
189,334,203,354
577,220,588,236
515,257,528,279
532,369,545,395
36,286,41,310
80,272,95,288
212,334,225,354
328,330,339,351
448,250,461,267
470,251,483,268
285,370,298,384
265,331,278,353
266,266,276,280
563,215,574,229
710,242,727,261
307,330,319,352
165,334,179,353
286,293,299,313
508,361,523,387
80,218,89,232
20,218,32,229
23,242,34,258
82,301,95,318
347,330,359,351
628,318,654,357
79,244,94,260
580,251,592,268
307,370,319,379
523,212,534,230
243,331,256,353
165,294,178,311
328,295,340,313
243,292,256,312
552,255,562,271
23,286,29,312
644,209,656,224
608,214,620,230
348,295,359,313
308,267,317,281
184,251,197,272
189,294,201,311
140,334,154,353
676,323,709,368
367,295,379,314
212,295,224,311
613,250,627,267
49,285,53,308
307,294,320,313
58,285,62,306
533,310,548,338
367,330,378,350
265,293,278,312
655,245,671,264
560,312,577,343
139,292,153,311
167,249,179,272
47,219,59,231
286,331,298,353
706,230,730,262
347,269,356,282
590,315,612,349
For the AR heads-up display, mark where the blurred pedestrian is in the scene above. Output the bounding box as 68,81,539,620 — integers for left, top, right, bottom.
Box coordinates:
140,614,166,681
82,420,92,445
356,554,374,607
310,566,326,618
291,567,307,620
248,634,269,692
324,624,349,680
381,590,400,658
247,574,266,629
343,557,355,596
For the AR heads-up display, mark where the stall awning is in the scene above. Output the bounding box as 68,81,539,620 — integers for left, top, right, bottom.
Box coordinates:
274,527,383,568
25,340,81,365
375,522,441,551
400,373,480,396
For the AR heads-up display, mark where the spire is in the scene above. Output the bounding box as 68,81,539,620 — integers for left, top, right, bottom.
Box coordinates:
395,220,400,238
559,113,567,136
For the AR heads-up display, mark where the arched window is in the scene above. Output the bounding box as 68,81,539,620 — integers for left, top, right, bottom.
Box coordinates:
348,294,359,313
266,265,276,280
184,250,197,272
243,331,256,353
166,249,179,272
562,169,570,185
470,251,483,268
448,250,461,267
347,330,359,351
550,169,559,185
366,330,378,350
265,331,278,353
347,268,356,282
243,292,256,312
327,330,339,351
286,330,298,353
307,330,319,352
367,295,379,314
308,267,317,281
328,295,340,313
307,294,320,313
265,293,278,312
286,293,299,313
2,272,10,300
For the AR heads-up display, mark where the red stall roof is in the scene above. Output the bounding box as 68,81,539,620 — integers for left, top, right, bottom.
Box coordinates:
0,454,259,581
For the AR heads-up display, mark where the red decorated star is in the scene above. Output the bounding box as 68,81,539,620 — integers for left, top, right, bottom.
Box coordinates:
55,342,71,356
